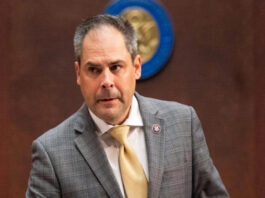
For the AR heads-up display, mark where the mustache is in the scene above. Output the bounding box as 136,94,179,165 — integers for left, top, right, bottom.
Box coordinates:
96,89,121,101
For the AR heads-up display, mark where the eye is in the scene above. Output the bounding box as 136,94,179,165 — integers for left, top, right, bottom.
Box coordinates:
88,66,101,74
110,64,121,72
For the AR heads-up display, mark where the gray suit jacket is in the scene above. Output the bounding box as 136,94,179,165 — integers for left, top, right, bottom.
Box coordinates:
26,93,229,198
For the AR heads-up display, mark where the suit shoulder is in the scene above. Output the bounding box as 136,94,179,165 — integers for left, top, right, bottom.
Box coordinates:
139,95,193,115
35,111,79,147
137,95,198,131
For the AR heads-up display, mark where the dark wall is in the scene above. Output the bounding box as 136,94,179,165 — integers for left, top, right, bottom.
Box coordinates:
0,0,264,197
254,0,265,197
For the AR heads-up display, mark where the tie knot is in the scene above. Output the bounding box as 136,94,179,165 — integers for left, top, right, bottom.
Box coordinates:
108,125,130,145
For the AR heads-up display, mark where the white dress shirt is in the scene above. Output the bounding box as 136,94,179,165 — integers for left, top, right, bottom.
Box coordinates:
89,96,149,197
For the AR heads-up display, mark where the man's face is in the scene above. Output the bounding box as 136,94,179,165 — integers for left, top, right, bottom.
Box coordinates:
75,26,141,125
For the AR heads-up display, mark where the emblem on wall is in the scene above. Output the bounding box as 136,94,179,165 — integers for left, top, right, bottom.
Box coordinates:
105,0,174,79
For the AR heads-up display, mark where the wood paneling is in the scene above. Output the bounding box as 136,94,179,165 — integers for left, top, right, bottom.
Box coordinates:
254,0,265,197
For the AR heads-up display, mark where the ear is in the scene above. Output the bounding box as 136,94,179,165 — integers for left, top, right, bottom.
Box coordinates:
133,55,142,80
74,61,81,85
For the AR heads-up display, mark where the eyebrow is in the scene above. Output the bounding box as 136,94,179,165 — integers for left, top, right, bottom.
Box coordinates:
84,60,126,67
109,60,125,65
85,62,101,67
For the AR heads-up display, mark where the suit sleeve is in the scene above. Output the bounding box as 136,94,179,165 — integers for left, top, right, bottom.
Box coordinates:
190,107,229,198
26,139,61,198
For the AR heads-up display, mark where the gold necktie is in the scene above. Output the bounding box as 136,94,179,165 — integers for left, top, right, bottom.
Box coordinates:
108,125,148,198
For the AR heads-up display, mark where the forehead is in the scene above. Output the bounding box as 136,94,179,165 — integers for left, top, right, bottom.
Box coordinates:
81,26,130,63
84,26,126,50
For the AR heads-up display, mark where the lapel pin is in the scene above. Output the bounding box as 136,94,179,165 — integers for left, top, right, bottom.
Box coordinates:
152,124,161,134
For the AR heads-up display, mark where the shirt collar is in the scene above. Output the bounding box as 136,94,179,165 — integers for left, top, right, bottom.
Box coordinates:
89,95,144,136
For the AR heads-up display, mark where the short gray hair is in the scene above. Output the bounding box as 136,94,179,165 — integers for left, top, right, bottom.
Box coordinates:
73,14,138,64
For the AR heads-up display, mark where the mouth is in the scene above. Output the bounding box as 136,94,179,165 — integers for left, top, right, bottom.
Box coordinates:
98,98,117,103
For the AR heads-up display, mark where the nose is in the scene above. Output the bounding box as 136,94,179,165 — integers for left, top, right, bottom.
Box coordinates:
100,69,114,89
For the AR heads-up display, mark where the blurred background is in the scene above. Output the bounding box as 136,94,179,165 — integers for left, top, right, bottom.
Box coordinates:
0,0,264,197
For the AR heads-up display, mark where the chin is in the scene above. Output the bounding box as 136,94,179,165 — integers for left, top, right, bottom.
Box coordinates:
103,113,126,125
96,106,128,124
102,116,119,125
96,111,117,123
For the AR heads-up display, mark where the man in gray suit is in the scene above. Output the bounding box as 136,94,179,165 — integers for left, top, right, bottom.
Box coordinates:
26,14,229,198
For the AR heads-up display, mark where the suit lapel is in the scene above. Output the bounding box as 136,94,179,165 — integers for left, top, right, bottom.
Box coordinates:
73,104,123,198
136,94,165,198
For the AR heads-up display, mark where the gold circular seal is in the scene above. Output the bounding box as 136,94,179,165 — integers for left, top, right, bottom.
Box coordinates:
121,8,160,63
